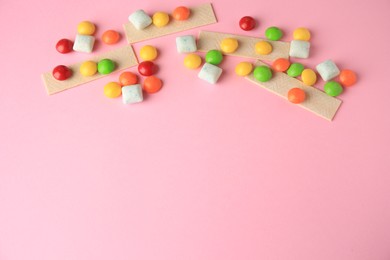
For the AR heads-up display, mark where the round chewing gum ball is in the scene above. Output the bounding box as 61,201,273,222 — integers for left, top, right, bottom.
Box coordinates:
324,81,343,96
139,45,158,61
80,60,97,76
138,61,157,76
56,39,73,54
52,65,72,81
287,63,304,77
265,26,283,41
301,69,317,86
184,54,202,69
104,82,122,98
205,50,223,65
253,65,272,82
339,69,357,87
288,88,306,104
255,41,273,55
172,6,190,20
239,16,256,31
102,30,120,44
98,59,115,74
77,21,96,35
143,76,163,94
293,27,311,41
272,58,290,72
220,38,239,53
119,71,138,86
235,62,253,77
152,12,170,27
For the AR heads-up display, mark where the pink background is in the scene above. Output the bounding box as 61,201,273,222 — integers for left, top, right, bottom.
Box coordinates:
0,0,389,259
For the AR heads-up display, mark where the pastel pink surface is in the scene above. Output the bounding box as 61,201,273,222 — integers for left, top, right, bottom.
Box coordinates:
0,1,389,260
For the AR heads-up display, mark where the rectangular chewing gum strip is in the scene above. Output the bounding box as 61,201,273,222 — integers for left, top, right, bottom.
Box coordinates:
246,61,342,121
42,45,138,95
197,31,290,61
123,3,217,43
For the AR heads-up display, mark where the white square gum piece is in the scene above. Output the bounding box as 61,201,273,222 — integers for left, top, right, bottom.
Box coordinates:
128,10,152,30
122,84,143,104
316,59,340,81
176,35,197,53
198,63,222,84
289,40,310,58
73,34,95,53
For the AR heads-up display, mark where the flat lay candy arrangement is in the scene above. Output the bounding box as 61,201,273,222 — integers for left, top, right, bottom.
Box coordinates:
42,3,358,121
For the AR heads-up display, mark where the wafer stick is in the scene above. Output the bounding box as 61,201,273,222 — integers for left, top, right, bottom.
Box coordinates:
197,31,290,61
246,61,342,121
123,3,217,43
42,45,138,95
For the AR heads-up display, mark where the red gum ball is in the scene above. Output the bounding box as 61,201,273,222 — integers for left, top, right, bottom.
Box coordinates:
239,16,256,31
138,61,157,76
52,65,72,80
56,39,73,54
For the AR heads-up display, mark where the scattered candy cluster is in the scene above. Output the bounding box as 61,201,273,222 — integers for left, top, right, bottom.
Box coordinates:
45,3,357,119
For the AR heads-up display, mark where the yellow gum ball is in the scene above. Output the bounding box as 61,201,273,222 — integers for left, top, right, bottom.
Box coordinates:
184,54,202,69
80,61,97,76
104,82,122,98
220,38,239,53
301,69,317,86
152,12,170,27
235,62,253,76
77,21,96,35
140,45,158,61
293,27,311,41
255,41,273,55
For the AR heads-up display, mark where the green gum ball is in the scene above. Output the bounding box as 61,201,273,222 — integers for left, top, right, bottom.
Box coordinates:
98,59,115,74
253,66,272,82
265,26,283,41
287,63,304,77
324,81,343,96
205,50,223,65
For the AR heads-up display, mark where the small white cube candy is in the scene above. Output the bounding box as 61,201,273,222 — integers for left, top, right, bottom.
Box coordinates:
198,63,223,84
128,10,152,30
289,40,310,58
176,35,197,53
73,34,95,53
122,84,143,104
316,59,340,81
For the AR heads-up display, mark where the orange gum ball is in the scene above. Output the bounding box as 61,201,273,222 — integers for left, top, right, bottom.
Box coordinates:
172,6,190,20
339,69,357,87
102,30,120,44
119,71,138,86
272,58,291,72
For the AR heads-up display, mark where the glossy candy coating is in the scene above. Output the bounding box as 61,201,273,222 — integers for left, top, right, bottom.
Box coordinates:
102,30,120,44
205,50,223,65
288,88,306,104
287,63,304,77
235,62,253,76
265,26,283,41
119,72,138,86
220,38,239,53
138,61,157,76
184,54,202,69
255,41,273,55
324,81,343,96
143,76,163,93
172,6,190,20
339,69,357,87
301,69,317,86
56,39,73,54
77,21,96,35
104,82,122,98
239,16,256,31
139,45,158,61
293,27,311,41
253,66,272,82
79,61,97,76
272,58,290,72
152,12,170,27
52,65,72,81
97,59,115,74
